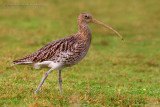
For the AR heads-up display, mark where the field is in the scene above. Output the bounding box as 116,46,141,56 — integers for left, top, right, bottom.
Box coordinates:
0,0,160,106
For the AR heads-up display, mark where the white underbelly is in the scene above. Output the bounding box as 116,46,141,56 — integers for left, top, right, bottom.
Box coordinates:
33,61,64,70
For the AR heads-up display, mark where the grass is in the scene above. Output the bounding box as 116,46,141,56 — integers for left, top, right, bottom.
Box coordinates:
0,0,160,106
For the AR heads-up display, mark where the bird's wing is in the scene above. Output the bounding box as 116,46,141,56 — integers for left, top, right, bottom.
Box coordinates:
13,35,77,65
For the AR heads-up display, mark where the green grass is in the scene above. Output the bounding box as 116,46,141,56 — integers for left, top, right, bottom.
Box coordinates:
0,0,160,106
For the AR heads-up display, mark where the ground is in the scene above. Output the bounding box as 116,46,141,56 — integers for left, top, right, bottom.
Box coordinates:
0,0,160,106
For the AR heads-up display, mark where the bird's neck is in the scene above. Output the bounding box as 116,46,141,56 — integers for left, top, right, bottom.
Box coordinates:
77,22,92,42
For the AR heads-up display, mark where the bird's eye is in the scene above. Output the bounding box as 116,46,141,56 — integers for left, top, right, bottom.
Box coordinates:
84,15,88,19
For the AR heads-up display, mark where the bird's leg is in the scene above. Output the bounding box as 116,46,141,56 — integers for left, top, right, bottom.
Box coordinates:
58,70,62,95
33,68,54,94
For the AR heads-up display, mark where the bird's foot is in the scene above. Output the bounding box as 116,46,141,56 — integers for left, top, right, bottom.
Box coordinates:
32,91,38,94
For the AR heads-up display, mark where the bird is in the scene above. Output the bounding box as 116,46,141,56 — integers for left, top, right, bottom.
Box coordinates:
12,13,123,94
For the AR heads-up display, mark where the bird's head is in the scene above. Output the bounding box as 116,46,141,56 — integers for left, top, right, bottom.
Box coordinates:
78,13,124,40
78,13,93,23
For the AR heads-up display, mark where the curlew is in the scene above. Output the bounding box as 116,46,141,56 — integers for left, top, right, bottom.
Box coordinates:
12,13,123,94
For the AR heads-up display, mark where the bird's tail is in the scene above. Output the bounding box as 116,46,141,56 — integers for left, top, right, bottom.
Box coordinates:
12,59,33,66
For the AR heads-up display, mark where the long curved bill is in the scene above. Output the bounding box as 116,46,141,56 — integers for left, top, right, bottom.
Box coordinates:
91,19,124,40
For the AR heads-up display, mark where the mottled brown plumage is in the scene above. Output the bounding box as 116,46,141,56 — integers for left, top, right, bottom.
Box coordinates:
13,35,90,66
12,13,123,94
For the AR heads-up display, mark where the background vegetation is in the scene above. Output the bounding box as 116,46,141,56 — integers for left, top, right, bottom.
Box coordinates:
0,0,160,106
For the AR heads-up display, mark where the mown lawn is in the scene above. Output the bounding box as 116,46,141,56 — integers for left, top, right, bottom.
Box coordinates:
0,0,160,106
